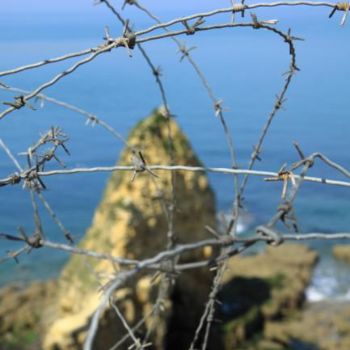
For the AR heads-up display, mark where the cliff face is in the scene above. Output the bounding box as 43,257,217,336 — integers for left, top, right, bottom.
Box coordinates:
43,108,217,349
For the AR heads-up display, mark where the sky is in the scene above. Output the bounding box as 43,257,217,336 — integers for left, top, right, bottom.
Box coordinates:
0,1,250,31
0,0,338,36
0,0,231,14
0,0,339,31
0,0,329,15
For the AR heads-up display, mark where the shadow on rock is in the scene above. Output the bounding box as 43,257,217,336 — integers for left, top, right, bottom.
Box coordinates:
219,276,271,320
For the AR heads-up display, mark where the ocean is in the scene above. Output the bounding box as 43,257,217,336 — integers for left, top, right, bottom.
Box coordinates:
0,4,350,301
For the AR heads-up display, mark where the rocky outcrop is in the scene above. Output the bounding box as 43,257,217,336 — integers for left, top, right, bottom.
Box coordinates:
216,244,318,349
333,245,350,263
264,301,350,350
0,110,327,349
0,243,320,350
43,108,217,349
0,281,57,350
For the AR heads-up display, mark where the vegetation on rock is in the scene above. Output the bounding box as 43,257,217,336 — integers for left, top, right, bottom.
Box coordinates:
43,108,217,350
0,111,339,350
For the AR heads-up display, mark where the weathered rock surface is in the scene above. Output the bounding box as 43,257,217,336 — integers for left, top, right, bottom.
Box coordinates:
264,301,350,350
333,245,350,263
0,243,321,350
0,281,57,350
216,244,318,349
0,110,337,350
43,108,217,350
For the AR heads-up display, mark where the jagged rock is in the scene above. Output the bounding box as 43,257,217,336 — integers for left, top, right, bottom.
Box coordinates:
333,245,350,263
264,301,350,350
216,244,318,349
0,280,57,350
0,243,319,350
43,108,216,350
0,111,324,350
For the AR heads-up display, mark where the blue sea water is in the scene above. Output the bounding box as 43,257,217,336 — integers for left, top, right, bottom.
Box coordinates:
0,4,350,300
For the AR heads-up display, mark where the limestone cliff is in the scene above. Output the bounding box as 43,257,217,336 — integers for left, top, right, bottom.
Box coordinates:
43,108,216,349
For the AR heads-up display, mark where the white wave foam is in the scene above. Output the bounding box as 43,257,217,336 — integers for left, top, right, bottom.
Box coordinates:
342,289,350,301
306,286,327,302
217,210,254,235
306,273,350,302
306,275,338,302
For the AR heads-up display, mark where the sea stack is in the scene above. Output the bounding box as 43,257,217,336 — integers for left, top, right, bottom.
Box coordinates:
43,108,217,349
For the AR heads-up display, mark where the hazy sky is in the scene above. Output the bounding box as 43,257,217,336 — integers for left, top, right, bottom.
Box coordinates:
0,0,334,25
0,0,232,14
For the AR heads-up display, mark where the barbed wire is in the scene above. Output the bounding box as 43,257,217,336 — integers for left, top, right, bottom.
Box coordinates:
2,163,350,189
0,1,349,349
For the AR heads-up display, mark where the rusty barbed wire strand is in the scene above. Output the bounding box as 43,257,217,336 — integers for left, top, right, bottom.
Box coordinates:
109,300,142,350
104,5,346,345
189,260,227,350
79,226,350,348
83,269,136,350
96,0,178,258
0,138,23,172
0,85,128,145
0,135,75,243
3,229,350,270
108,300,162,350
98,7,179,343
0,246,31,264
0,48,97,78
36,192,74,243
135,1,343,37
0,2,339,76
0,2,349,349
136,44,178,249
0,2,342,79
239,25,299,197
1,163,349,187
128,0,241,234
123,7,242,337
0,2,338,122
0,35,137,120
